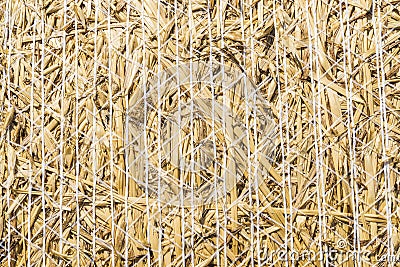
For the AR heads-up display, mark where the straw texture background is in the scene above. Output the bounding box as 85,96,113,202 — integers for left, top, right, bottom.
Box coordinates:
1,0,400,266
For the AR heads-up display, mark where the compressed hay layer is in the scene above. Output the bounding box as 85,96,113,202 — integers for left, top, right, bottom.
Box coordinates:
0,0,400,266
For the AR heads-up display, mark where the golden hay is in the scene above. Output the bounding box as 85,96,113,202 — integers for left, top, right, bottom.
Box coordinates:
1,0,400,266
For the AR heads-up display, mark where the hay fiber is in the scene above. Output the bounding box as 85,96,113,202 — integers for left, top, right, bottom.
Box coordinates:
1,0,400,266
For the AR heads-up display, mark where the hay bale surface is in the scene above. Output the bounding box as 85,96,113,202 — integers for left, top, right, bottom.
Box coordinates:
1,0,400,266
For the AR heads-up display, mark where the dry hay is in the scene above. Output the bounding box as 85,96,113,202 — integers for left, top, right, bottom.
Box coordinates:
1,0,400,266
